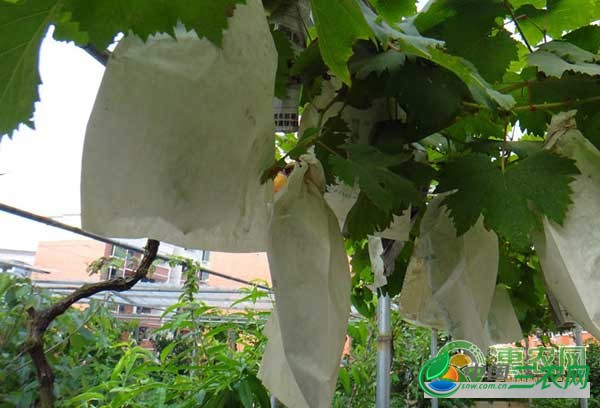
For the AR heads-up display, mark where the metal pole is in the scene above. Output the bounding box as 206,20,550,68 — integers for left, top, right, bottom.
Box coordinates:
431,329,439,408
574,324,588,408
376,293,391,408
270,395,277,408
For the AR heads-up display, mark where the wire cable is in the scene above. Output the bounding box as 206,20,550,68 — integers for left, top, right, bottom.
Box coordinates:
0,202,271,291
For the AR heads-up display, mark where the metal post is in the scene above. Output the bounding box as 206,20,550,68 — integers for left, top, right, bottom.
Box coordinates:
574,324,588,408
376,293,391,408
431,329,439,408
270,395,277,408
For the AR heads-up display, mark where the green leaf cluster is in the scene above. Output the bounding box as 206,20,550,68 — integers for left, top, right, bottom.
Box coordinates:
437,151,579,249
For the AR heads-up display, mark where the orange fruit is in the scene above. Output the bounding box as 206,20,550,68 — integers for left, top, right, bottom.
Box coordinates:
274,172,288,193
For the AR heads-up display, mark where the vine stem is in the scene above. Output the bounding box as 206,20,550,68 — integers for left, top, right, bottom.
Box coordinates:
23,239,159,408
504,0,533,53
463,95,600,113
514,96,600,112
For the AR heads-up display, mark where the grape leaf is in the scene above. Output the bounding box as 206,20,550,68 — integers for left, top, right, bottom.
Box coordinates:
310,0,374,84
316,116,350,185
0,0,62,138
53,11,88,44
437,151,579,248
455,29,519,83
62,0,245,49
418,0,517,83
344,159,433,239
410,44,515,110
517,0,600,46
562,25,600,54
510,0,546,8
344,193,395,240
387,60,470,141
445,111,505,141
351,49,406,79
371,0,417,23
360,3,515,110
527,41,600,78
271,26,295,99
290,40,328,105
330,144,420,212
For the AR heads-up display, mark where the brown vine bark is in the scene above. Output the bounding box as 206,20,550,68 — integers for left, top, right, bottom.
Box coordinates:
23,239,160,408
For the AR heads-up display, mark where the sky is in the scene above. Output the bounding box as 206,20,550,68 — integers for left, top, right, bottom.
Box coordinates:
0,28,104,250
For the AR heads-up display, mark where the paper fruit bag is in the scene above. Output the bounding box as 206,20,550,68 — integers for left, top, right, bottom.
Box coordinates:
398,195,499,348
81,0,275,252
533,110,600,339
259,154,351,408
484,285,523,345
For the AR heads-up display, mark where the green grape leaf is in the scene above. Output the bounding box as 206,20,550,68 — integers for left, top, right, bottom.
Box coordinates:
518,0,600,46
426,352,450,381
510,0,546,8
527,41,600,78
498,254,523,288
351,50,406,79
456,29,519,84
62,0,245,49
360,2,444,55
344,193,395,240
404,42,514,110
446,111,505,142
437,151,579,248
310,0,374,84
371,0,416,23
562,25,600,54
53,10,88,44
418,0,517,83
347,55,471,139
316,116,350,185
271,27,295,99
388,61,471,141
330,144,420,212
360,3,514,109
0,0,62,138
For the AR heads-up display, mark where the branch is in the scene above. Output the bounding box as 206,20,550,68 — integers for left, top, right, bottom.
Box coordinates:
504,0,533,53
23,239,160,408
463,95,600,113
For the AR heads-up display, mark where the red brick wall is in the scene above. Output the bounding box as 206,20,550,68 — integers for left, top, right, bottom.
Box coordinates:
206,252,271,289
32,240,107,282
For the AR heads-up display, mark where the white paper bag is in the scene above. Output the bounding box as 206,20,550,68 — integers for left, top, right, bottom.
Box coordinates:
258,154,351,408
533,110,600,339
368,236,387,288
398,195,499,348
81,0,276,252
484,285,523,345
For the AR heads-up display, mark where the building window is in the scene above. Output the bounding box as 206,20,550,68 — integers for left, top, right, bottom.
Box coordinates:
135,306,152,315
199,270,209,282
108,266,119,280
111,246,134,259
201,250,210,263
